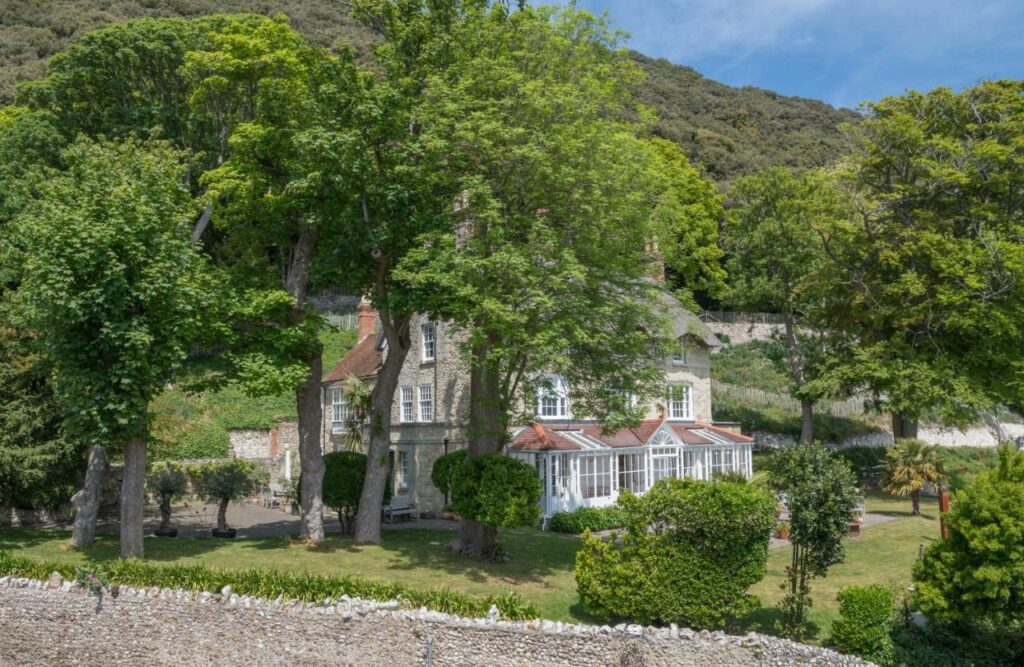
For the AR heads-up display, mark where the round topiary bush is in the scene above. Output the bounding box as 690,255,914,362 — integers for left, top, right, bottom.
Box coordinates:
575,478,775,628
450,453,542,530
321,451,392,534
431,449,468,501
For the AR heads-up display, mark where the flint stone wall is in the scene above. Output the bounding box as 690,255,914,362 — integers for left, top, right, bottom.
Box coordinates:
0,574,875,667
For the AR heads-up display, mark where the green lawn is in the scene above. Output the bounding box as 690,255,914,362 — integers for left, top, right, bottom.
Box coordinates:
0,490,938,643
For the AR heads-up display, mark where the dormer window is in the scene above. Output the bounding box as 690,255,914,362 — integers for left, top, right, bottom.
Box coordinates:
667,383,693,420
672,349,687,366
421,322,436,362
536,374,570,419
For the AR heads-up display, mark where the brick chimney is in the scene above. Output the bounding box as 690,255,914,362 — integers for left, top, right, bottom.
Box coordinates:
646,239,666,285
357,298,378,342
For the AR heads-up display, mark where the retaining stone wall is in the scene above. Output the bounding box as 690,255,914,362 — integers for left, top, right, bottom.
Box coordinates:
0,574,875,667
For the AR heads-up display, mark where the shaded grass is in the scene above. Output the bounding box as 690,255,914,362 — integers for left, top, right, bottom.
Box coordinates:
0,491,940,642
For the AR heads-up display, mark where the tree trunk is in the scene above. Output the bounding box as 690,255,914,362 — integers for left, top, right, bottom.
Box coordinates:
892,412,919,440
159,493,172,532
217,498,230,531
119,437,146,559
783,313,814,444
911,489,921,516
799,399,814,445
71,445,106,549
453,342,504,558
353,309,411,545
297,349,326,543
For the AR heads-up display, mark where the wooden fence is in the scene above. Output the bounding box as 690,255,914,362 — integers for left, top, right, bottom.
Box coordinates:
699,310,788,325
711,380,871,418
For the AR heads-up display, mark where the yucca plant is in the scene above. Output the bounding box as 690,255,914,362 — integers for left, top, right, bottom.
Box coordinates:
882,439,948,515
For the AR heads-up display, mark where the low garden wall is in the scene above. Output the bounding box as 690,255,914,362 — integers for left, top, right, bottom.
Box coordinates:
0,574,876,667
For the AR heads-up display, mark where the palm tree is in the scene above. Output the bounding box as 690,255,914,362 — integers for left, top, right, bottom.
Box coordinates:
339,374,371,452
882,439,948,516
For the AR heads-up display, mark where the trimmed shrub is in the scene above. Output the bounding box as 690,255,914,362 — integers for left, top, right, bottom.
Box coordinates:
575,478,775,628
430,449,467,499
190,460,267,531
549,506,628,534
0,550,538,621
321,451,391,534
146,462,187,532
835,446,887,478
831,585,895,664
450,454,541,529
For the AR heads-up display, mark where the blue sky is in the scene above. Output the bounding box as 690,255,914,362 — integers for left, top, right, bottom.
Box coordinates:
564,0,1024,110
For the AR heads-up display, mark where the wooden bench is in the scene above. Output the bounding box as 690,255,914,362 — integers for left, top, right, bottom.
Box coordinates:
384,495,418,523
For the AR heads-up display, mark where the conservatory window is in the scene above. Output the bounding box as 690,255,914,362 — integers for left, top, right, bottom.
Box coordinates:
709,447,734,477
400,386,414,422
667,383,693,420
618,453,646,494
421,322,436,362
651,449,679,484
579,454,612,499
536,375,570,419
330,387,349,431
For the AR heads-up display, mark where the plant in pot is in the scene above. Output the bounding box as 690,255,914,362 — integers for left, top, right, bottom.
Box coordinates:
190,460,267,538
775,522,791,540
146,462,187,537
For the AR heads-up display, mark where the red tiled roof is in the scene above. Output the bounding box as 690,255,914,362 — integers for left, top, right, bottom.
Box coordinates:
701,422,754,443
323,335,382,384
669,423,716,444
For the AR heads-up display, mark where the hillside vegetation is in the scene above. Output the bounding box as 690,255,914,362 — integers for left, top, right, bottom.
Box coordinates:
0,0,856,183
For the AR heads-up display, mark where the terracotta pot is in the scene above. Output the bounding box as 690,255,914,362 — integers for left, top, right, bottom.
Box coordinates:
441,512,462,522
211,528,237,539
776,529,790,540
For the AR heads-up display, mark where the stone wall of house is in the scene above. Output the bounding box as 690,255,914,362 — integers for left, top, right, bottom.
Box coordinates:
656,347,713,423
0,578,876,667
753,421,1024,449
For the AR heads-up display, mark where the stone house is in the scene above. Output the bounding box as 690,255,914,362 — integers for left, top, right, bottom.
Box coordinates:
321,294,752,518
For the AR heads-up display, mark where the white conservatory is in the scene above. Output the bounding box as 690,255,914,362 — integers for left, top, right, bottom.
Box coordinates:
507,418,754,518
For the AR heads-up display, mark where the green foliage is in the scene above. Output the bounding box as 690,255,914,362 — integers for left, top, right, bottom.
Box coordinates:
711,391,879,443
767,446,860,639
320,451,390,533
548,507,628,535
882,440,948,514
190,460,267,503
146,462,187,499
835,446,887,478
575,479,775,628
430,449,467,499
15,137,216,448
450,454,541,530
0,550,539,621
913,446,1024,628
711,340,791,394
831,585,895,665
892,622,1024,667
811,81,1024,424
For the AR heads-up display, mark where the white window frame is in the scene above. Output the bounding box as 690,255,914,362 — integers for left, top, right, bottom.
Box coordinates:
617,452,646,494
667,383,693,421
536,374,570,419
330,386,349,432
421,322,436,362
400,386,414,423
672,349,687,366
417,384,433,422
393,449,411,494
578,453,613,499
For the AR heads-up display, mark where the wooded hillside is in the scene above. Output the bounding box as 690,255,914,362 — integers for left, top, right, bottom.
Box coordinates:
0,0,857,183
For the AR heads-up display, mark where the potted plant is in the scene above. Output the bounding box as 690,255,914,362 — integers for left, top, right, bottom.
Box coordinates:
146,462,187,537
775,522,791,540
190,460,267,538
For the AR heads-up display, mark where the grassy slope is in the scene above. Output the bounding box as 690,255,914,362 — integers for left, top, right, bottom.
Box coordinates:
0,0,855,184
0,491,939,642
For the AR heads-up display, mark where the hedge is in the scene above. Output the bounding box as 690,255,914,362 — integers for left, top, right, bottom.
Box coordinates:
575,478,775,628
549,506,627,534
831,585,895,664
0,551,539,621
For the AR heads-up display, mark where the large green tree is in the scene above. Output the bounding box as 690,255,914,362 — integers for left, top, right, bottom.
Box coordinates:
723,167,847,443
397,5,702,556
16,138,215,558
811,81,1024,437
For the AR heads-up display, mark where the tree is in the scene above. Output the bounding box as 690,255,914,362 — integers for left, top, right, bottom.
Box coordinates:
811,82,1024,436
882,439,948,516
396,5,693,556
767,445,860,639
146,462,188,534
193,14,366,544
342,0,502,546
575,479,775,628
191,459,267,533
722,167,846,443
448,454,541,550
913,445,1024,628
16,138,215,558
